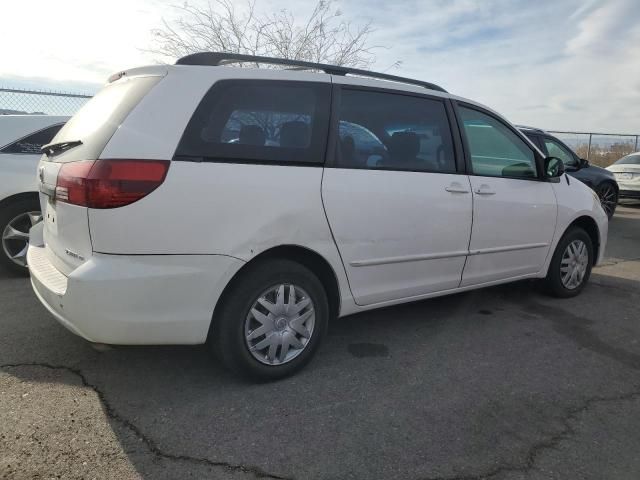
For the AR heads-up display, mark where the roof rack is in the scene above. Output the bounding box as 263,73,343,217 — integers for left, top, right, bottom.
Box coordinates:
175,52,448,93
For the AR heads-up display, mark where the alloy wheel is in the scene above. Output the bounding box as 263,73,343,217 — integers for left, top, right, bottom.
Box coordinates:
1,211,41,268
244,284,315,365
560,239,589,290
598,184,617,218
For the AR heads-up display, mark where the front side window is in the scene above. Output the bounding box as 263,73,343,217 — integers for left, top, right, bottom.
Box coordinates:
459,106,537,179
0,124,64,154
176,81,330,164
544,138,576,167
336,89,456,173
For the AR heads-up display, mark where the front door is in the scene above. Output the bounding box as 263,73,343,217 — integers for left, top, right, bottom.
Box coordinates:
456,105,557,286
322,87,473,305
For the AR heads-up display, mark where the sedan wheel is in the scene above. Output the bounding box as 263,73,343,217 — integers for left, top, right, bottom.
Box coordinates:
1,211,41,268
597,184,617,219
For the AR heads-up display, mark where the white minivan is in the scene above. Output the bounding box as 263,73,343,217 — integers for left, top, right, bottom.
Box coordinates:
28,53,608,379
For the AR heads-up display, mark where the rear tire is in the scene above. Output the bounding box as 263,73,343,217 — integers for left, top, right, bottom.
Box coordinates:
543,227,593,298
0,198,41,276
211,259,329,381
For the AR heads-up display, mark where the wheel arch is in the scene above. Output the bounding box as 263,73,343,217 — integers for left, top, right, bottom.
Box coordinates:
0,192,39,211
567,215,601,264
208,244,341,341
597,178,619,192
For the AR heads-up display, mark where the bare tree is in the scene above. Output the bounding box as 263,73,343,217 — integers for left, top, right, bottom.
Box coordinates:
149,0,380,68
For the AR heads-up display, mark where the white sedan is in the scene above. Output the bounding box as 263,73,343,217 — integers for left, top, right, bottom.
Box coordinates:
1,115,68,274
606,153,640,200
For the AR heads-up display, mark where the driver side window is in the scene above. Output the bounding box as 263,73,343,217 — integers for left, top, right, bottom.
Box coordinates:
459,106,537,179
544,138,576,167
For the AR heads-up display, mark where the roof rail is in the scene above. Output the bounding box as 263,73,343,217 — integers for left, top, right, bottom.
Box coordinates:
175,52,448,93
515,124,545,133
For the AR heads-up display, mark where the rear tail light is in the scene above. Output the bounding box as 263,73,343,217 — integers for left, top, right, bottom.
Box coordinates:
56,159,170,208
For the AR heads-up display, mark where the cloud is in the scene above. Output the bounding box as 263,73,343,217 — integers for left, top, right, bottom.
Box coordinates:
0,0,638,132
347,0,640,132
566,0,638,55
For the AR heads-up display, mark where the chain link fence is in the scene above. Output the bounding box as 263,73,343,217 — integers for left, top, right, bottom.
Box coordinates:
0,87,92,116
547,131,639,168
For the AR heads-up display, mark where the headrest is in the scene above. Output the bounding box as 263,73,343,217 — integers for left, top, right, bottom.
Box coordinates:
388,131,420,159
340,135,355,155
239,125,266,146
280,121,310,148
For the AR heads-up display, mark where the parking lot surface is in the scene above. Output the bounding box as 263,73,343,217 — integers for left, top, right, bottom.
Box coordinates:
1,203,639,480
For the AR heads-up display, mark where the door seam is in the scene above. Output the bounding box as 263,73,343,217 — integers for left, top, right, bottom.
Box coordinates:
458,175,474,288
319,168,359,306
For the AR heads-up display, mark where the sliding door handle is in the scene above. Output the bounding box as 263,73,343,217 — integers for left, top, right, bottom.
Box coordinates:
475,184,496,195
445,182,470,194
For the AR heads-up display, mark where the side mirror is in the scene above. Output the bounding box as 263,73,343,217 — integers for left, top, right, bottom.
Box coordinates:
579,158,590,168
544,156,565,182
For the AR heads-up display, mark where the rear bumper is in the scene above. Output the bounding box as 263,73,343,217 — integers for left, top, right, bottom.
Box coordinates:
28,226,245,344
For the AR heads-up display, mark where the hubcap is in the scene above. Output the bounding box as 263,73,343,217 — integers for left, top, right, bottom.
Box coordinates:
560,240,589,290
598,185,617,217
1,211,41,268
244,284,315,366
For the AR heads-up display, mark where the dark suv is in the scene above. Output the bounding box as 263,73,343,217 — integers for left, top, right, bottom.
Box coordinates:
519,127,619,218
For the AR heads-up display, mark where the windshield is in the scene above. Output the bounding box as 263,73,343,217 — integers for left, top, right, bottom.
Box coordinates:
614,154,640,165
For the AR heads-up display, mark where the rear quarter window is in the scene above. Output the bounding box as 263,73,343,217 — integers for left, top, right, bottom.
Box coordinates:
175,81,331,165
0,123,64,154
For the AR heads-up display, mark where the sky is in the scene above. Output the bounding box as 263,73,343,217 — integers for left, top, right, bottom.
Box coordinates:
1,0,639,132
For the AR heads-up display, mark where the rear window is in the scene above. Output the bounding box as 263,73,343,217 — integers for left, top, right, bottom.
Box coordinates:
49,75,163,162
614,154,640,165
175,81,331,165
0,124,64,154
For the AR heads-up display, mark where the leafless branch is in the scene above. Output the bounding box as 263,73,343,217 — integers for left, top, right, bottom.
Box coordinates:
146,0,382,68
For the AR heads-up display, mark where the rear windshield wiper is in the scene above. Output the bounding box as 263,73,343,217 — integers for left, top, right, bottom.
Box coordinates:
41,140,82,157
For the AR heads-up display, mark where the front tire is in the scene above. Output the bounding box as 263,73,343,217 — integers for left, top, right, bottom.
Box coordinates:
0,198,41,276
544,227,593,298
597,182,617,219
211,259,329,381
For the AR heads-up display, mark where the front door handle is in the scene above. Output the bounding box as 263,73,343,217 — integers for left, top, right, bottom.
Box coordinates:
445,182,470,194
475,184,496,195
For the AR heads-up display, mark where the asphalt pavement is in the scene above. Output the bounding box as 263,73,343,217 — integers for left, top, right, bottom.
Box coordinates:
1,203,639,480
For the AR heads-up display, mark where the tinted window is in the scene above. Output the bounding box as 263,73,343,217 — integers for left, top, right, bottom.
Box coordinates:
176,81,330,164
614,154,640,165
459,107,537,179
544,138,576,167
1,124,64,154
336,89,456,173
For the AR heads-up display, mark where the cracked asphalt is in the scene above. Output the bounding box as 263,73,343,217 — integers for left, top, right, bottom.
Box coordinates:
1,203,640,480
